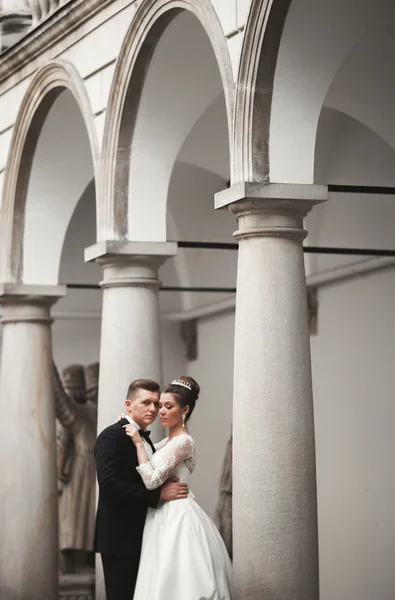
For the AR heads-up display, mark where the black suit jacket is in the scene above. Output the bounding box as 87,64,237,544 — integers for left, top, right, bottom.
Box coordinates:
94,419,161,557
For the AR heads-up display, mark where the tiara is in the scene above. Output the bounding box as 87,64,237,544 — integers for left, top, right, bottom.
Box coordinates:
171,379,192,391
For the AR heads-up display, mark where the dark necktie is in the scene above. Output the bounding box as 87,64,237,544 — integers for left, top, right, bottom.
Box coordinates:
139,429,155,454
139,429,151,442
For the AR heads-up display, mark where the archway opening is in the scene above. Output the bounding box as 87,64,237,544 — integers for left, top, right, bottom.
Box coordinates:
20,89,96,284
268,0,395,184
268,3,395,597
114,8,235,518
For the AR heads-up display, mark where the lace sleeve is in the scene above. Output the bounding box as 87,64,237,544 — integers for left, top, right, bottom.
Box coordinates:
136,435,193,490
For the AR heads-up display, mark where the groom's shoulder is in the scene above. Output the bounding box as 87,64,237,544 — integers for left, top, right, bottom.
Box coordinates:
96,420,125,442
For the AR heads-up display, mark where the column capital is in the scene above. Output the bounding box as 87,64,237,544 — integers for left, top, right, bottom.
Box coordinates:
215,182,327,242
0,283,66,324
84,241,177,289
215,182,327,210
84,240,177,264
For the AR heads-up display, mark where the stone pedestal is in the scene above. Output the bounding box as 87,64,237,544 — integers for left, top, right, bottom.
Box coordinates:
85,241,176,600
59,572,95,600
0,284,65,600
216,183,327,600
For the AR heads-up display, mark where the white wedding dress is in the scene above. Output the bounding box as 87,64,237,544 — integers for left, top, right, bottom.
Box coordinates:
133,434,233,600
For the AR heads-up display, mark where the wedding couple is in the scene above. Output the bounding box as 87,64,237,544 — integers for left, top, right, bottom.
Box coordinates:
94,376,233,600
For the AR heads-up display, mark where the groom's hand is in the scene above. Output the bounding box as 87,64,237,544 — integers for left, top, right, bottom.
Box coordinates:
160,479,189,501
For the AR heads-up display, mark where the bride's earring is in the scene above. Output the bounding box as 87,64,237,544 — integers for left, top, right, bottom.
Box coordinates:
182,414,186,428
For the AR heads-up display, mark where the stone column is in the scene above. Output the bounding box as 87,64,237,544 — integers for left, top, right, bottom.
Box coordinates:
85,241,176,600
86,241,177,436
0,284,65,600
215,183,327,600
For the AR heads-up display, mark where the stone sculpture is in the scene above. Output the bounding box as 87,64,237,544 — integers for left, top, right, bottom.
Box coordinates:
24,0,59,26
54,362,98,574
1,1,31,51
85,362,99,406
214,435,233,559
57,365,86,496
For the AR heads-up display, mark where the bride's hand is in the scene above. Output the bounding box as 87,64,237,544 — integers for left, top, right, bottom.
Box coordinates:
123,424,143,445
116,413,127,423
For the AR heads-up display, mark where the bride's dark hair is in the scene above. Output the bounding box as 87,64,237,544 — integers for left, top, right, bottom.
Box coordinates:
162,376,200,422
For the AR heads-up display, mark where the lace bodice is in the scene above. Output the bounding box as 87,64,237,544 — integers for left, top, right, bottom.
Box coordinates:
136,434,196,490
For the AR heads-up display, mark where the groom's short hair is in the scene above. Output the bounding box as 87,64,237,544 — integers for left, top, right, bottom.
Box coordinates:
127,379,160,400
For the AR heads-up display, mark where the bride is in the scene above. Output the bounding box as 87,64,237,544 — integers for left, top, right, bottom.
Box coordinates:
123,376,233,600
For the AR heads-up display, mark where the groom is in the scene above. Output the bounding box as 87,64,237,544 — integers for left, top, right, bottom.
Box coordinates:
94,379,189,600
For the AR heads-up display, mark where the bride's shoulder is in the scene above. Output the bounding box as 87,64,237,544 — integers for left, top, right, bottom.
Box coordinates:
172,433,196,449
156,433,196,450
173,432,194,441
154,437,169,450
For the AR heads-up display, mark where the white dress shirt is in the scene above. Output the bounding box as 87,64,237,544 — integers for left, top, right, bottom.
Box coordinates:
125,416,153,459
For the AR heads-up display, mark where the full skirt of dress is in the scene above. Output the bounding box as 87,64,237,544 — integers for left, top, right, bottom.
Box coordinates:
133,495,233,600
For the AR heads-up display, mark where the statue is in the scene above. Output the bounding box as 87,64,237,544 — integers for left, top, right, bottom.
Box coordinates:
54,362,98,574
85,362,99,407
24,0,59,26
1,1,31,51
214,435,233,559
56,365,86,500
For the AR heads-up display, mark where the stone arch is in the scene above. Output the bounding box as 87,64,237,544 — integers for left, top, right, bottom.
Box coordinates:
247,0,395,184
0,59,100,283
233,0,292,184
100,0,235,241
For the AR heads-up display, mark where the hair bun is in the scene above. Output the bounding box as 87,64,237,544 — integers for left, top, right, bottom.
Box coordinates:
179,376,200,400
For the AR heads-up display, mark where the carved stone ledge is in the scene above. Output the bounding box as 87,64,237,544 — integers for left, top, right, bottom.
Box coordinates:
0,0,129,83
